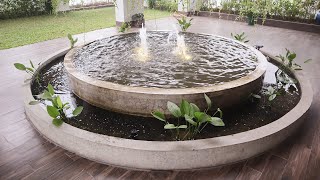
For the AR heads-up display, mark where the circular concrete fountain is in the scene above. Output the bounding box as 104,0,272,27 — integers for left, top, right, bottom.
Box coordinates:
24,49,312,170
64,32,268,116
23,36,313,170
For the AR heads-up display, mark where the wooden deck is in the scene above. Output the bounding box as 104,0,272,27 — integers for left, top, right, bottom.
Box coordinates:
0,17,319,180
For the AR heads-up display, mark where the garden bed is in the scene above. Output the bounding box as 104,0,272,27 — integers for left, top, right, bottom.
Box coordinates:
197,11,320,34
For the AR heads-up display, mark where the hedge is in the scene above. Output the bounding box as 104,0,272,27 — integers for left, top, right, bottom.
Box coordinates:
0,0,52,19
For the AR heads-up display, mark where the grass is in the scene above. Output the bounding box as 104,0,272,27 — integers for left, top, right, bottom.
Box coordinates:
0,7,171,50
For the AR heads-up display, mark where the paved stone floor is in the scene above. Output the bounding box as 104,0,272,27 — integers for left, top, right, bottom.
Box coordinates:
0,16,319,179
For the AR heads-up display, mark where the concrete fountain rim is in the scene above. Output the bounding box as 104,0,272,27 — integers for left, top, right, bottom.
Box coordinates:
64,31,268,94
23,39,313,170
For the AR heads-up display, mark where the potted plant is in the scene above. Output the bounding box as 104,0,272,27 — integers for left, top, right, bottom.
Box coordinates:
131,13,145,28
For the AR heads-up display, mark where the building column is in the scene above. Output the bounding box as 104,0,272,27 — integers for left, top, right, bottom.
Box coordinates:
115,0,144,26
178,0,202,14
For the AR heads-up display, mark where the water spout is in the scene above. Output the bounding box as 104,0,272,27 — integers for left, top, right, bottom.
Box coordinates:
139,24,147,51
174,33,191,60
135,24,149,62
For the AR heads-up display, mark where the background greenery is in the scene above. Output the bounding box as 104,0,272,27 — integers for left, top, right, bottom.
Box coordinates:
201,0,320,23
0,0,50,19
0,7,170,50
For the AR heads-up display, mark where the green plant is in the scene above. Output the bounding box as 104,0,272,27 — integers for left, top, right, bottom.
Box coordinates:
131,13,145,27
265,86,279,101
67,34,78,48
276,48,312,70
237,0,272,25
29,84,83,127
250,93,261,99
231,32,249,43
14,60,40,84
155,0,178,12
118,22,131,33
0,0,50,19
152,94,224,141
176,16,193,32
263,49,311,103
148,0,156,9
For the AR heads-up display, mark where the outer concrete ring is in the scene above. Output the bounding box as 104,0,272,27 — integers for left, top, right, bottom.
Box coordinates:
23,47,313,170
64,32,268,116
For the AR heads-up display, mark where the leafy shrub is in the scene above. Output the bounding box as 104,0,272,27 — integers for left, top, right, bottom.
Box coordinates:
148,0,156,9
14,61,40,84
0,0,71,19
201,0,319,24
176,16,193,31
152,94,225,141
118,22,131,33
67,34,78,48
231,32,249,43
155,0,178,12
30,84,83,127
0,0,49,19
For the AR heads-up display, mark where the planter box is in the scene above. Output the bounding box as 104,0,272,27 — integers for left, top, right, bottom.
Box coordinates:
197,11,320,34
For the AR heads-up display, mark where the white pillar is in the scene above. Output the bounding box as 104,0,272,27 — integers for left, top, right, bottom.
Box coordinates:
144,0,148,8
115,0,144,25
178,0,201,13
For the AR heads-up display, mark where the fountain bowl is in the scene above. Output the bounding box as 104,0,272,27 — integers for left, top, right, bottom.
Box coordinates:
64,32,268,117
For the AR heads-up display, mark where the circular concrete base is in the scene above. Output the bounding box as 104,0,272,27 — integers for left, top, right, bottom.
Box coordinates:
24,48,312,170
64,32,268,117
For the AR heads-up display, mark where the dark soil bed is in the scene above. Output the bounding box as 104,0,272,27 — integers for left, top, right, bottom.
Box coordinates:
31,55,300,141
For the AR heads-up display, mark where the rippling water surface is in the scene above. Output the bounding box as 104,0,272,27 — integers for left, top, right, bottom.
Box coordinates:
73,32,258,88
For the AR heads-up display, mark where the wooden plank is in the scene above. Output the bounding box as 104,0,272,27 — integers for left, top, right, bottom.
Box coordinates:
70,171,94,180
29,148,64,169
0,136,47,167
94,167,128,180
246,153,271,172
235,166,261,180
0,119,32,135
302,102,320,180
85,163,110,177
0,140,55,179
146,170,177,180
0,107,25,126
23,153,75,180
6,164,34,180
64,151,81,161
259,155,287,180
272,138,294,160
281,144,311,180
173,162,244,180
118,170,148,180
92,166,114,180
46,158,94,180
0,135,14,153
6,129,39,147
